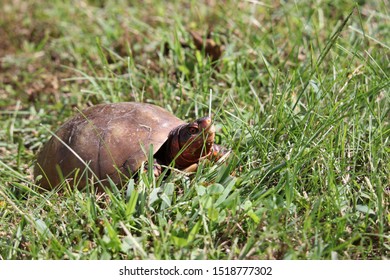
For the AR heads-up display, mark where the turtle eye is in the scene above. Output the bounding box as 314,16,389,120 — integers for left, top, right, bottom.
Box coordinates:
188,127,199,134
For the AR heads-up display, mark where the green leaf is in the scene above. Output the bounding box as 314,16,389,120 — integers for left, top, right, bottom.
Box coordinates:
160,193,171,208
148,188,160,206
207,183,224,195
195,185,206,196
207,207,219,222
242,200,252,211
215,178,236,207
171,236,188,247
160,183,175,210
356,205,375,215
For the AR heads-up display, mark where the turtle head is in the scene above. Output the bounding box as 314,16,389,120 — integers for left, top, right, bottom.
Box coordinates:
167,116,216,169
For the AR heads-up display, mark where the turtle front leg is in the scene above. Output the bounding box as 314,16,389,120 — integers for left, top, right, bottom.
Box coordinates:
143,158,163,177
183,144,229,173
210,144,230,162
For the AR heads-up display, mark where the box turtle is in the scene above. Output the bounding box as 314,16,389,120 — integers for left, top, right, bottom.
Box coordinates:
34,102,227,189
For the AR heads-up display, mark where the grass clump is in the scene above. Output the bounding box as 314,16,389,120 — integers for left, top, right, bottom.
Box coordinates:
0,0,389,259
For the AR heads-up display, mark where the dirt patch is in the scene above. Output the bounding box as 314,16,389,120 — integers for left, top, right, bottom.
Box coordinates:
0,1,73,105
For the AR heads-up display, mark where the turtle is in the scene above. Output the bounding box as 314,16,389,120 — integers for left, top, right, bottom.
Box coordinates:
34,102,227,189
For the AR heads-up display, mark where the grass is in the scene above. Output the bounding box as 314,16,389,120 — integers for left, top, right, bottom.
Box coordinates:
0,0,389,259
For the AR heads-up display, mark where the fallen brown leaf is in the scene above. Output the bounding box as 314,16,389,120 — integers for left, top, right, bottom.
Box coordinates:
189,30,224,61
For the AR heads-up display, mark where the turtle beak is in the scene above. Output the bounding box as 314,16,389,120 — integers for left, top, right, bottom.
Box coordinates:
197,116,215,144
197,116,214,132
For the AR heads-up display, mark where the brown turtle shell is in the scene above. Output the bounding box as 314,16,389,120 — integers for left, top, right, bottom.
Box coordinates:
34,102,185,189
